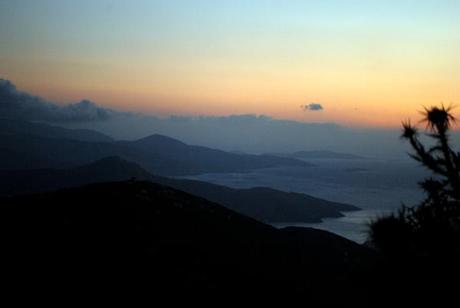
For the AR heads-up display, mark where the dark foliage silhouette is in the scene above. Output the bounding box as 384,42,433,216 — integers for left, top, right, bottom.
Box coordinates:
371,106,460,253
369,106,460,304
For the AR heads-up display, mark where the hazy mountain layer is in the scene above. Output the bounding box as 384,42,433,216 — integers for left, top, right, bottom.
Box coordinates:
0,118,309,175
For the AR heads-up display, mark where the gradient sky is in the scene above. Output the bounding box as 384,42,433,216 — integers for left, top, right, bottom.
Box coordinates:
1,0,459,127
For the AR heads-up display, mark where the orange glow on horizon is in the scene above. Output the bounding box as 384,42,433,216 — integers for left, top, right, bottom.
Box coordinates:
2,1,459,129
9,74,459,130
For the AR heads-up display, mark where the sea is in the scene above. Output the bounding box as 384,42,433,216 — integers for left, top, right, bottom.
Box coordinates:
180,157,428,243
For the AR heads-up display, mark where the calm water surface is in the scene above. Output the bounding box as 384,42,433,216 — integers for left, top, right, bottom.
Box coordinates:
181,158,427,243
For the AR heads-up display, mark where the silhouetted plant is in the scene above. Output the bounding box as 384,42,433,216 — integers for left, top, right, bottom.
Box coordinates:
370,106,460,257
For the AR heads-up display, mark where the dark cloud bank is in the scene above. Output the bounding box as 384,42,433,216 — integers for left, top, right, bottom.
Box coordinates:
1,78,431,158
0,79,114,122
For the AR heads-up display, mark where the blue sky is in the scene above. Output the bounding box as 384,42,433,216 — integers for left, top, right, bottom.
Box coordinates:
1,0,459,126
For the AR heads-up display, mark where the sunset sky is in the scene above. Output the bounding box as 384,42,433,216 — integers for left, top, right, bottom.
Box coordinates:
1,0,459,127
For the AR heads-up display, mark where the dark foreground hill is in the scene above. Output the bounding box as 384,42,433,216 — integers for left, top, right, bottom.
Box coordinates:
0,157,359,223
0,118,309,175
0,181,373,302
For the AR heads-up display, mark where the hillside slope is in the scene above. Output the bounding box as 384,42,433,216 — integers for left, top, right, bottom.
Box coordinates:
0,157,359,223
0,181,373,301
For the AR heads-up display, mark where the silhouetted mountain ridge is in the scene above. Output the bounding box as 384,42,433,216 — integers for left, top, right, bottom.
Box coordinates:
0,119,310,175
156,177,359,223
0,180,373,301
119,133,311,174
131,133,187,148
0,157,359,223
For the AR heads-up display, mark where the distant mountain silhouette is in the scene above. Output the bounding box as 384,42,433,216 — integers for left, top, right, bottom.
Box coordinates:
0,118,113,142
0,157,359,223
118,134,311,174
0,119,310,175
0,181,372,301
268,150,365,160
